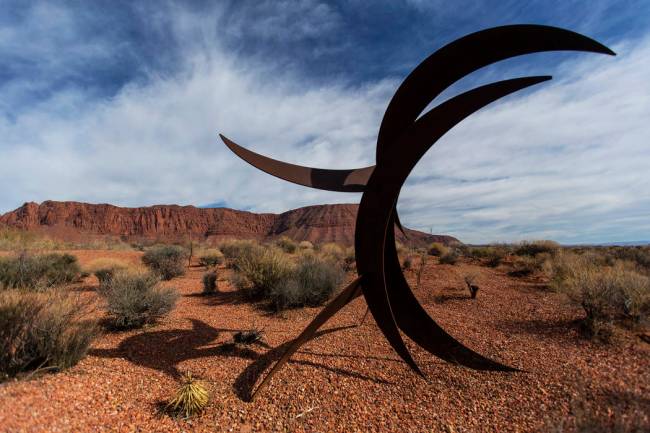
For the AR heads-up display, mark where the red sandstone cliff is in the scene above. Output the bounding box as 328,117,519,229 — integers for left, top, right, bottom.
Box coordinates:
0,201,460,247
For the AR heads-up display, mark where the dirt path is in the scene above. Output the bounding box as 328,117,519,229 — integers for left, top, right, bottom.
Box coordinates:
0,250,648,432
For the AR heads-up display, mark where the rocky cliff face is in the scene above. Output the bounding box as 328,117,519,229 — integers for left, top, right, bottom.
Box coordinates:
0,201,460,247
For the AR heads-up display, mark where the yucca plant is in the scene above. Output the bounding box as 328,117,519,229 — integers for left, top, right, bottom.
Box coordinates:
166,372,209,418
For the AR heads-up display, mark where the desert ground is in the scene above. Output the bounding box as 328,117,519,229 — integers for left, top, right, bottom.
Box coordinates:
0,247,648,433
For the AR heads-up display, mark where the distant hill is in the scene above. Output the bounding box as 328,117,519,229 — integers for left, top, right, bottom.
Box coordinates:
0,201,460,247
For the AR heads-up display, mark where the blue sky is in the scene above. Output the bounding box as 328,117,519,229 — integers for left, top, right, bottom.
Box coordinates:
1,1,649,244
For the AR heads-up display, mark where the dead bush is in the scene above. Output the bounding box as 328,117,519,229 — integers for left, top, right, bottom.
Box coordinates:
0,252,81,289
0,290,98,380
439,250,459,265
101,271,179,330
142,245,188,280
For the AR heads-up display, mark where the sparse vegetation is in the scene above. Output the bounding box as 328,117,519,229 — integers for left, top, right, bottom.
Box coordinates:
343,246,356,271
0,252,81,289
219,239,258,268
275,236,297,254
0,289,98,380
439,250,459,265
547,251,650,341
402,255,413,270
100,271,179,330
509,254,546,277
85,258,130,286
142,245,188,280
464,272,479,299
268,253,344,311
467,246,506,267
165,372,209,418
197,249,224,268
298,240,314,250
514,240,560,257
319,242,345,263
427,242,448,257
202,270,218,294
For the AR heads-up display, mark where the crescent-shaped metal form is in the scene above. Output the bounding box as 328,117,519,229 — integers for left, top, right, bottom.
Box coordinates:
219,24,615,399
220,134,374,193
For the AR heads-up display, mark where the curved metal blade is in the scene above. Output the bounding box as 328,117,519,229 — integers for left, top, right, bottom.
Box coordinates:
220,134,374,192
356,76,551,374
376,24,615,163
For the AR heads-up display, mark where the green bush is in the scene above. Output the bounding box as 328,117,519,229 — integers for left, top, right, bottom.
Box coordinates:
202,270,218,294
427,242,449,257
0,253,80,289
439,250,459,265
268,254,343,311
0,290,98,380
275,236,297,254
198,249,224,268
142,245,188,280
100,272,179,330
514,240,560,257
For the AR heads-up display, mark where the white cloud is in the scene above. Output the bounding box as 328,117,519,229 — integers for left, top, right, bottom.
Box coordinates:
1,4,649,244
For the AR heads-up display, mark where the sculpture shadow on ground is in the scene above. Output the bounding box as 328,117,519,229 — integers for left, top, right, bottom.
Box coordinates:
89,319,392,401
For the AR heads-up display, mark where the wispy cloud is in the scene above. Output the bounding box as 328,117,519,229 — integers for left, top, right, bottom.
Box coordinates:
0,1,648,244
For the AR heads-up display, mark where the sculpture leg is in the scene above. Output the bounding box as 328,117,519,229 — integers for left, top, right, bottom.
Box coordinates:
251,276,363,400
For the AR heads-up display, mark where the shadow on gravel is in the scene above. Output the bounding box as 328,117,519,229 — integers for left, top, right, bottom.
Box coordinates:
495,318,578,338
184,289,248,306
233,324,393,402
89,319,392,400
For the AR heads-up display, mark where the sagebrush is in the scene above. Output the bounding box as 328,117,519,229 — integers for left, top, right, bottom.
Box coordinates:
142,245,188,280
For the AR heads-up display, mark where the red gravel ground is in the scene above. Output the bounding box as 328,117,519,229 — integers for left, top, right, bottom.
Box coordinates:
0,250,648,432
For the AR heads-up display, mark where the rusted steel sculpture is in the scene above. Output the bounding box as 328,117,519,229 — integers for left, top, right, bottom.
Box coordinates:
220,25,614,399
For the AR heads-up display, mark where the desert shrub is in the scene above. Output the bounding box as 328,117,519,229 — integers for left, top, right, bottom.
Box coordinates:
509,255,546,277
268,254,343,311
197,249,224,268
298,240,314,250
428,242,449,257
231,246,293,300
0,253,80,290
219,239,258,268
603,246,650,272
0,290,98,380
549,253,650,339
275,236,297,254
464,272,479,299
439,250,459,265
101,271,179,330
319,243,345,263
202,270,218,294
142,245,188,280
85,258,130,286
402,255,413,270
468,246,506,267
514,240,560,257
343,247,356,271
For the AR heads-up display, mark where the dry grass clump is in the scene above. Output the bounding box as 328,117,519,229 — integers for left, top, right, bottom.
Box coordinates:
547,251,650,341
165,372,209,418
509,254,548,277
467,245,506,267
219,239,258,267
275,236,298,254
202,270,218,294
318,243,345,262
463,272,479,299
142,245,188,280
268,253,344,311
100,271,179,330
85,257,130,286
439,249,459,265
0,289,98,380
514,240,560,257
298,240,314,250
232,245,344,311
427,242,449,257
343,246,356,271
0,252,80,290
0,227,67,251
197,249,224,268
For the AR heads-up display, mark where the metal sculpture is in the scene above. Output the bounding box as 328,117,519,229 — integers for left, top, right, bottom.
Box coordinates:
220,25,614,399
